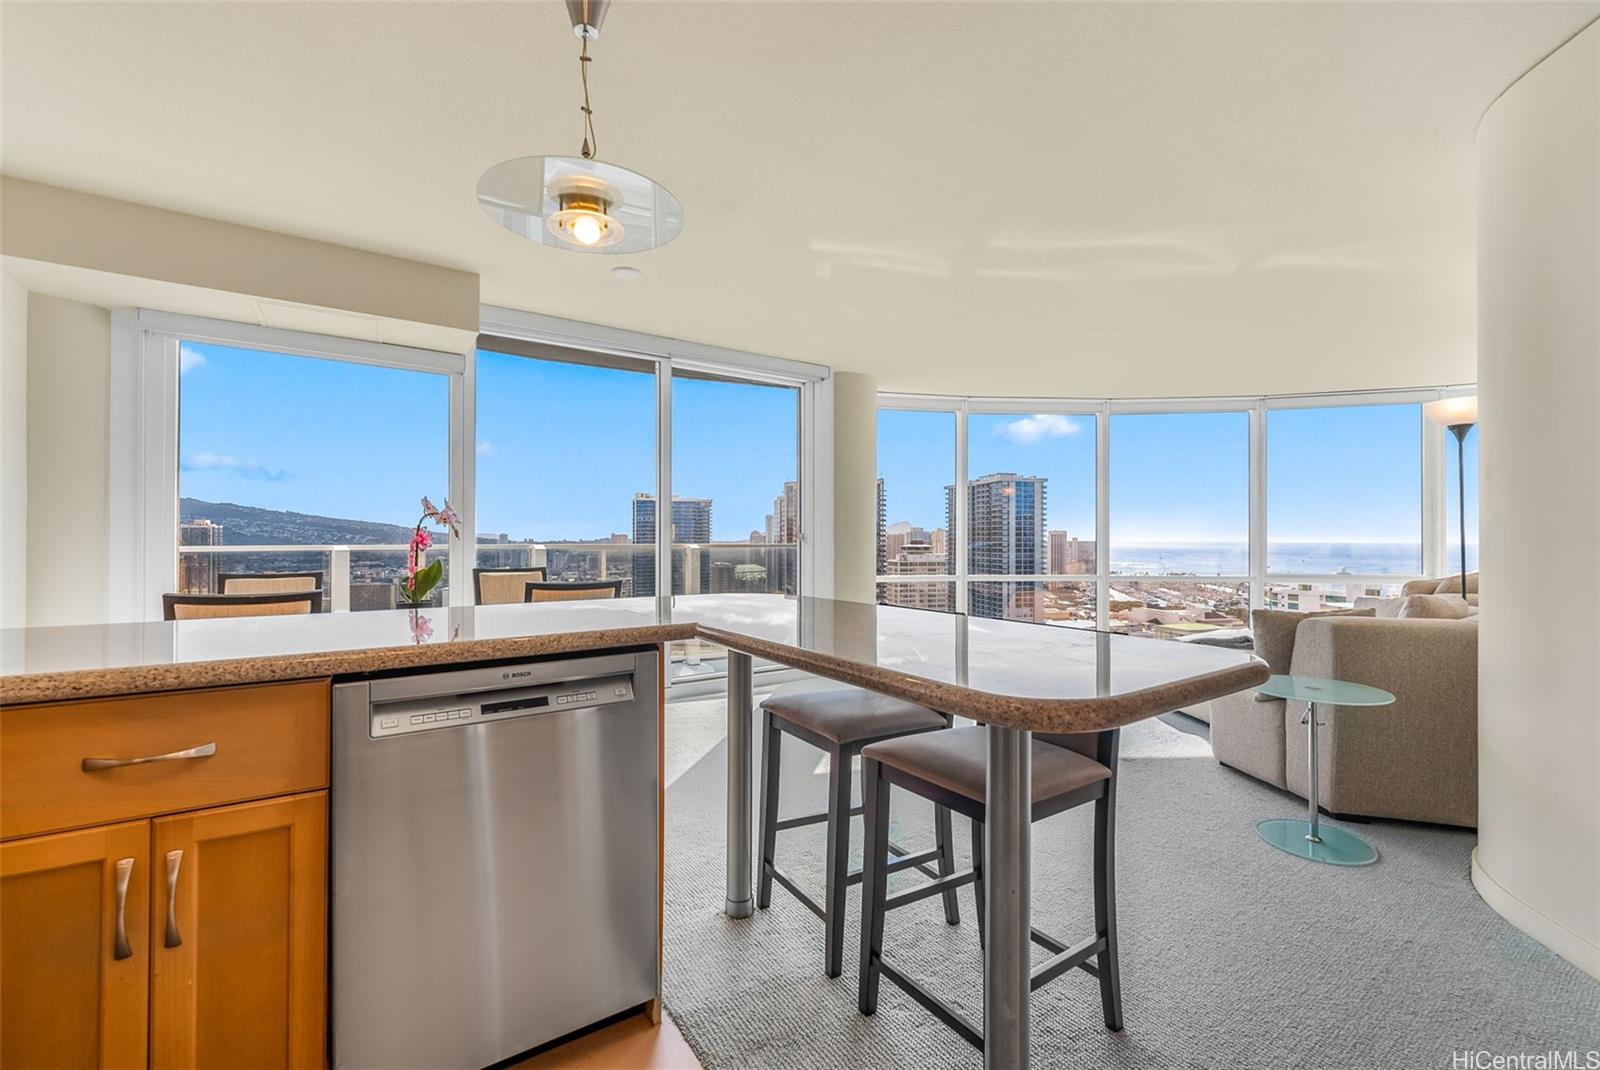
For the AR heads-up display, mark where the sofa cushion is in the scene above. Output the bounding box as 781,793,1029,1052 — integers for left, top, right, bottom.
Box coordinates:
1432,571,1480,595
1354,596,1405,618
1396,593,1475,620
1250,607,1375,700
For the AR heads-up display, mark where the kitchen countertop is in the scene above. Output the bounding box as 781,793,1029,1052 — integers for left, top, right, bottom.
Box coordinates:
0,595,1266,732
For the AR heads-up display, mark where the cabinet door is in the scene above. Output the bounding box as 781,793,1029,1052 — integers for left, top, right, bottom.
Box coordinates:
151,792,327,1070
1,821,150,1069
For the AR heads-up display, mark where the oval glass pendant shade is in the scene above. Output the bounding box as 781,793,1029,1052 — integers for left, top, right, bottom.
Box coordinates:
477,155,683,255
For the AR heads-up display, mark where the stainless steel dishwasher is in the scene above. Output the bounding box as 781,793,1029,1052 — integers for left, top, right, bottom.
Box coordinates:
330,650,659,1070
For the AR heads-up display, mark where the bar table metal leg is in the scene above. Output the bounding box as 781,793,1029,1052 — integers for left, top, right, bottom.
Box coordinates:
984,725,1031,1069
725,650,755,918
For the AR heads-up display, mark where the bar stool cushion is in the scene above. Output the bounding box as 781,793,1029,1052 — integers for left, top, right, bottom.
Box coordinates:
761,686,947,745
863,726,1111,805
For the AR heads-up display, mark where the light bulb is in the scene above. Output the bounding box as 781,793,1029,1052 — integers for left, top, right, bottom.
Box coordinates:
569,213,605,246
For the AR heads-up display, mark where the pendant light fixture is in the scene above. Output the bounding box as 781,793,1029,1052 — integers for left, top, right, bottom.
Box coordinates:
477,0,683,254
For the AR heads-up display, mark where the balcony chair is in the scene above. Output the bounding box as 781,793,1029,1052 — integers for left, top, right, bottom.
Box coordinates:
217,571,322,595
523,580,623,602
473,566,548,605
857,725,1123,1047
757,684,961,978
163,590,324,620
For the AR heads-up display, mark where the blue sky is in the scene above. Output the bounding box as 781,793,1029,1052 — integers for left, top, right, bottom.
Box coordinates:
180,343,798,541
180,342,1474,549
178,343,449,529
881,403,1472,546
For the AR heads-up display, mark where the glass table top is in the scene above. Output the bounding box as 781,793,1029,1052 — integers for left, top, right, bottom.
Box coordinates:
1256,674,1395,706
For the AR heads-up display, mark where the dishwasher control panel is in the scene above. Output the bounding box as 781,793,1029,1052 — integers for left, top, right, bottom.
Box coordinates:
368,673,635,739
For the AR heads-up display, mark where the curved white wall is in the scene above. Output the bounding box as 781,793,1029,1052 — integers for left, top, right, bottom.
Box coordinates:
1473,21,1599,979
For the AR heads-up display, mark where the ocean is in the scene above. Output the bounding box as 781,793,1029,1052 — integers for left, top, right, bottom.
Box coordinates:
1109,542,1423,577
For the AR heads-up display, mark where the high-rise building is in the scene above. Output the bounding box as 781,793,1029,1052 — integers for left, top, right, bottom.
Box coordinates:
880,541,953,612
1047,530,1095,576
949,473,1047,620
875,478,887,576
884,521,931,561
178,519,224,593
631,493,713,595
768,481,800,594
929,528,948,557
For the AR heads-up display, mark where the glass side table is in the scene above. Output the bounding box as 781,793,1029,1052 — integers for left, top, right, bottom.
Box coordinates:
1254,674,1395,866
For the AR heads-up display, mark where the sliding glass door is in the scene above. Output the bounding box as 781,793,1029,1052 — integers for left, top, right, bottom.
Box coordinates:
474,342,658,598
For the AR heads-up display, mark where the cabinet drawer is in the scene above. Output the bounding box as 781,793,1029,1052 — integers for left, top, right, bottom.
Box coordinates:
1,680,329,840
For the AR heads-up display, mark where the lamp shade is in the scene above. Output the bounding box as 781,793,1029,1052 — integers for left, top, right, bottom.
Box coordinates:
1424,396,1479,428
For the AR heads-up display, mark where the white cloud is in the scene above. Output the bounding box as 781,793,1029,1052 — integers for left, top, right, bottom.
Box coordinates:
179,350,206,375
181,452,287,481
995,414,1080,445
476,440,495,457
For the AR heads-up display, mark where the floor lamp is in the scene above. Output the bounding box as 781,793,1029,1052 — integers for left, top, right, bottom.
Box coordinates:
1424,396,1479,601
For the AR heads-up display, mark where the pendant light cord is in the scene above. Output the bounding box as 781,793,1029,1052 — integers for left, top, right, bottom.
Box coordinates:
579,36,598,159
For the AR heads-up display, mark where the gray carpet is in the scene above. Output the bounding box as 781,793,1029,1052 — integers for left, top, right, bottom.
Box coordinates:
661,707,1600,1069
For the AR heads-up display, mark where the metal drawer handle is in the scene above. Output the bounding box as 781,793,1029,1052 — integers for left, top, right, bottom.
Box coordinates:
163,849,183,948
83,741,217,772
113,857,134,961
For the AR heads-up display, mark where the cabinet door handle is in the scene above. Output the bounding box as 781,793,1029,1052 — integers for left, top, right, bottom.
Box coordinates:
113,857,134,961
163,849,183,948
83,741,217,771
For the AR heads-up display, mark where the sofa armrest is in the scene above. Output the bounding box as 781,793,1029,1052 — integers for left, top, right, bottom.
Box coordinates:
1286,617,1478,826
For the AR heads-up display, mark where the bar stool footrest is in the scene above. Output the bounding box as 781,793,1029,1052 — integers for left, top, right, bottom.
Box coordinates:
877,955,984,1051
1030,932,1106,991
884,868,977,911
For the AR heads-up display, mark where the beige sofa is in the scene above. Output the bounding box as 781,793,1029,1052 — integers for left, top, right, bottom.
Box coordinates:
1197,607,1478,828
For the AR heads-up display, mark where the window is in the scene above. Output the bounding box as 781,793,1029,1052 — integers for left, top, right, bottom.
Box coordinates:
475,345,657,596
671,371,800,596
965,412,1097,626
1444,424,1479,573
1109,580,1249,638
1110,411,1249,577
877,389,1464,643
876,409,956,612
177,341,450,610
1267,404,1422,576
1262,580,1404,612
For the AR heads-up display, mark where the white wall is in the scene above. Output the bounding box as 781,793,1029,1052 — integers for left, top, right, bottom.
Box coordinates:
1,178,479,337
1473,21,1599,979
1,274,27,629
830,371,879,604
25,294,111,627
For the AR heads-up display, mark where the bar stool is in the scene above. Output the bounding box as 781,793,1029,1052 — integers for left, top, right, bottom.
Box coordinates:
757,685,963,978
856,725,1123,1046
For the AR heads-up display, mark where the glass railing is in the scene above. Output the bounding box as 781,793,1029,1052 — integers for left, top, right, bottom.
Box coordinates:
175,540,799,610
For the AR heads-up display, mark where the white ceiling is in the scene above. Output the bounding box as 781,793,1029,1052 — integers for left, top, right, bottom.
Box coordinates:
2,1,1595,397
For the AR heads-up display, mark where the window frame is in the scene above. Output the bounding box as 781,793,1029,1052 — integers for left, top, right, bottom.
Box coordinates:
878,386,1475,634
113,306,829,626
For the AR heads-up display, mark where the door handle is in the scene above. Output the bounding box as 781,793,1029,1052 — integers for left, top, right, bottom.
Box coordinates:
163,849,183,948
113,857,134,961
83,741,217,771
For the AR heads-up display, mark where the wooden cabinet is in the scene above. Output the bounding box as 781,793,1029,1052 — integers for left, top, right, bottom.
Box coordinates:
1,680,329,841
0,680,330,1069
151,793,327,1070
1,822,150,1070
